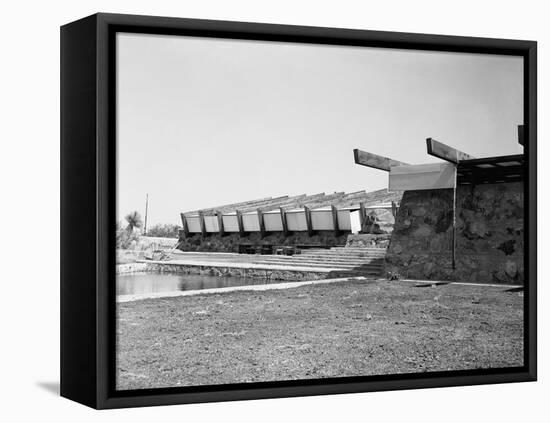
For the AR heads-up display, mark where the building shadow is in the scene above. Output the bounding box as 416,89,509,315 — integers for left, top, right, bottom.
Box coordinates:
36,381,60,396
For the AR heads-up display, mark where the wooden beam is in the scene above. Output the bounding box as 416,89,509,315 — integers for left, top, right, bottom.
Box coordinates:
216,211,225,237
198,211,207,237
389,163,456,191
331,205,340,236
279,207,289,236
518,125,525,146
257,209,266,238
303,206,313,237
180,213,190,237
353,149,408,171
235,210,245,237
426,138,475,163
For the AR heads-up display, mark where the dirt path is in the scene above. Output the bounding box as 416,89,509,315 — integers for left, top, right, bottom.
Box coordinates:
116,279,523,390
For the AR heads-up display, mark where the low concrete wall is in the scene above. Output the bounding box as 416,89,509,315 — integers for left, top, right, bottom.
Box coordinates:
145,262,329,281
116,263,147,274
385,182,524,284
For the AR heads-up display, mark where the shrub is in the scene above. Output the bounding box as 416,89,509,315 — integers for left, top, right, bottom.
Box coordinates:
146,223,181,238
116,225,140,249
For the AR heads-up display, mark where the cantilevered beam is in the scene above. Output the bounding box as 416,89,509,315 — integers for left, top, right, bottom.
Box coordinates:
354,149,408,171
279,207,289,236
257,209,266,238
331,205,340,236
304,206,313,237
198,211,207,237
180,213,190,237
426,138,475,163
236,210,245,237
216,211,225,236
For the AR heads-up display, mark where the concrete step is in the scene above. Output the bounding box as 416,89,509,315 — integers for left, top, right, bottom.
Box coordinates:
172,252,242,258
302,248,387,253
302,248,387,254
324,269,383,276
298,253,386,259
330,247,387,251
251,254,384,261
172,252,387,261
171,251,387,262
251,259,383,267
251,260,383,270
167,250,386,275
313,252,385,257
254,254,384,261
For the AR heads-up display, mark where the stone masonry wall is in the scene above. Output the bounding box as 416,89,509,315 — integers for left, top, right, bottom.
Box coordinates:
385,182,524,284
177,231,349,253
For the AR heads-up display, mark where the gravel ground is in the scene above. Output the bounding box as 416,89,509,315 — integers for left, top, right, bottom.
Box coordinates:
116,279,524,390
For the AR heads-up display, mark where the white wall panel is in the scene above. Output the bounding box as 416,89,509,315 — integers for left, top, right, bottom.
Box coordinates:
222,214,239,232
389,163,455,191
186,216,201,233
264,211,283,231
310,210,333,230
286,210,307,231
350,210,362,234
203,215,219,232
242,213,260,232
337,210,352,230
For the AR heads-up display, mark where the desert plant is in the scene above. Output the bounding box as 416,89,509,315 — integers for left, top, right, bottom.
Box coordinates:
125,211,143,233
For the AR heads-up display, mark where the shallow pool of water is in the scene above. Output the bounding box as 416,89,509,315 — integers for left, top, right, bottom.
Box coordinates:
116,273,270,295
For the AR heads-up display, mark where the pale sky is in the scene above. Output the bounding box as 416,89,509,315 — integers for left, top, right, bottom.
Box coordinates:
116,32,523,226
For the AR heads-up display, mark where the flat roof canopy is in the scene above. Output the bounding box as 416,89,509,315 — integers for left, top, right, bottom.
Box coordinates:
457,154,524,185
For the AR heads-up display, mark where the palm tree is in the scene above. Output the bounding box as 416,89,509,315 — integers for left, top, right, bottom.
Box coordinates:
125,211,143,233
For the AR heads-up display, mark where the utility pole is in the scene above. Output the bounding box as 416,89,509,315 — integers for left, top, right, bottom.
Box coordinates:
144,194,149,236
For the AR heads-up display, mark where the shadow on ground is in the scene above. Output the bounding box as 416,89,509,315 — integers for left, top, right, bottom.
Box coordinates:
36,381,60,396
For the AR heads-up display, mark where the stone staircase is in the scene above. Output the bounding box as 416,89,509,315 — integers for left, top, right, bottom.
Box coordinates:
251,247,386,276
171,246,387,277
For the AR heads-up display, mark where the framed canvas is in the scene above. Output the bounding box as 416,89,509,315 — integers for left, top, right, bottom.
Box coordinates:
60,13,537,409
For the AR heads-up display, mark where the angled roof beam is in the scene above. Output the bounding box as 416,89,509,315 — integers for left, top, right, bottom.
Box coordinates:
353,149,408,171
426,138,475,164
182,196,273,216
240,194,307,213
276,193,327,212
301,192,347,210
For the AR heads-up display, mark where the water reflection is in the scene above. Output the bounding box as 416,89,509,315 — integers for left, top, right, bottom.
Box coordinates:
116,273,269,295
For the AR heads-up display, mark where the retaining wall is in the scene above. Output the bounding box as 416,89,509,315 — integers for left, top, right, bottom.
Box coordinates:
145,262,329,281
177,231,349,253
385,182,524,283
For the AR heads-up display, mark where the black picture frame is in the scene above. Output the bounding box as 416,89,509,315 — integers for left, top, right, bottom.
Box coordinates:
60,12,537,409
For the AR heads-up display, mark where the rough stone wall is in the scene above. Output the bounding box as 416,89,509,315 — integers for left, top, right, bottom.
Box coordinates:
385,182,524,284
364,208,396,234
346,234,392,248
177,231,349,253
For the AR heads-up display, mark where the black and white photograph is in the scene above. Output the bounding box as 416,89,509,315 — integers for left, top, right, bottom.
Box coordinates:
114,31,526,391
3,0,547,419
